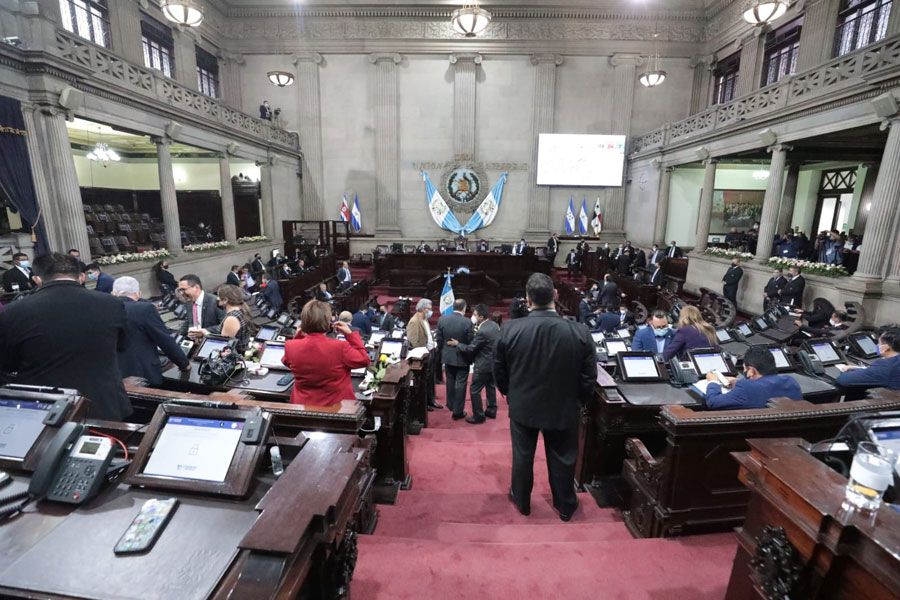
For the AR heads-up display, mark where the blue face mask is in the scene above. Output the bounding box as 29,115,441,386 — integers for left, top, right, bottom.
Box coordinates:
18,260,30,269
88,272,98,281
653,326,670,337
426,310,433,319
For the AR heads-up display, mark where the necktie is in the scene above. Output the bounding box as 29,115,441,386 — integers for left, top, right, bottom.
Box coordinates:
669,248,674,257
192,303,200,326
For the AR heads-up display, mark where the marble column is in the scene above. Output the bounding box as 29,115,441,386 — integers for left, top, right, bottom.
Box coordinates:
449,53,481,159
107,0,144,65
853,163,878,234
854,118,900,281
526,53,563,234
653,167,674,245
293,52,324,221
154,137,182,254
33,106,89,257
694,158,718,253
776,162,800,234
20,104,62,253
370,53,402,235
797,0,842,70
259,161,276,240
755,145,790,261
888,0,900,35
172,27,199,90
605,54,643,234
218,52,245,109
218,154,237,243
689,56,712,115
735,32,763,97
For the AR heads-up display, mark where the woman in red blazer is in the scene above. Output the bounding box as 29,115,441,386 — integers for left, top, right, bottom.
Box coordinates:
282,300,370,406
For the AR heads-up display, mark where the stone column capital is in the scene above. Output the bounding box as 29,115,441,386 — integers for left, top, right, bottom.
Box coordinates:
449,53,482,65
218,51,246,66
151,135,172,147
293,52,323,66
530,53,564,67
609,54,644,68
689,54,714,70
767,143,793,154
369,52,402,65
702,157,719,166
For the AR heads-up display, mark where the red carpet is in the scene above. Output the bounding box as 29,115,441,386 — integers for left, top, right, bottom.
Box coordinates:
352,380,738,599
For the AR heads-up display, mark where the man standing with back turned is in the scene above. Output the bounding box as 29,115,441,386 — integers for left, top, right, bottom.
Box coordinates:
436,299,473,420
494,273,597,521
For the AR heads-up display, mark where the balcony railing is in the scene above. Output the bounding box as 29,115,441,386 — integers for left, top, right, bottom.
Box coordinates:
631,33,900,155
54,29,299,152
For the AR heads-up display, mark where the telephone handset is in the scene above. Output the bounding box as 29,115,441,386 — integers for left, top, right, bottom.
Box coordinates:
731,329,747,343
669,359,699,386
798,350,825,376
28,422,115,504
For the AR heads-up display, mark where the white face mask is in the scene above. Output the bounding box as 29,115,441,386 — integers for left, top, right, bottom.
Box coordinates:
471,315,478,325
426,309,433,319
830,319,841,327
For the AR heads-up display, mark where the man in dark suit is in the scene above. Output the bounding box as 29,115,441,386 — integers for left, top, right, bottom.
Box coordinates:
67,248,87,273
617,302,636,329
336,261,352,290
513,238,527,256
564,249,579,274
649,262,664,287
86,263,114,294
780,266,806,308
2,252,34,292
113,276,190,385
0,253,132,420
494,273,596,521
722,258,743,306
478,239,490,252
448,304,499,423
616,246,632,275
648,244,663,266
351,306,373,337
578,294,595,325
596,305,621,334
597,243,611,260
226,265,242,286
436,298,473,419
763,268,787,310
666,241,682,259
376,304,397,331
177,274,226,336
630,248,647,272
250,253,265,279
598,274,619,308
259,100,272,120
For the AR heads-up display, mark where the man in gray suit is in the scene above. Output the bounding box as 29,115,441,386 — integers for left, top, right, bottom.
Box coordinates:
448,303,499,423
436,298,473,420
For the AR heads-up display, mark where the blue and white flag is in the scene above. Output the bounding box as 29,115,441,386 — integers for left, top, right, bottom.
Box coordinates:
439,273,455,316
578,198,589,235
351,193,362,233
564,198,576,235
422,171,464,234
461,172,507,235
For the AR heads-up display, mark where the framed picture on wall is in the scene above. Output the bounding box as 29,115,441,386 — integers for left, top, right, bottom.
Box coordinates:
710,189,765,232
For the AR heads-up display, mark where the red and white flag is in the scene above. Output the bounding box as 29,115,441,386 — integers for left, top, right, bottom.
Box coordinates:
339,194,352,223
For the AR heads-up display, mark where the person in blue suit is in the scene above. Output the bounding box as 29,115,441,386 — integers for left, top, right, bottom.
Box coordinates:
836,327,900,391
86,263,114,294
631,310,675,354
351,305,373,336
703,346,802,410
578,294,595,325
595,305,621,334
113,276,190,385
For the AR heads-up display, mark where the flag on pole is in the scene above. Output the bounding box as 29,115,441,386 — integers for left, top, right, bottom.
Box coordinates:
591,197,603,235
422,171,464,234
564,197,576,235
439,272,455,316
351,194,362,233
339,194,351,223
461,172,507,234
578,198,589,234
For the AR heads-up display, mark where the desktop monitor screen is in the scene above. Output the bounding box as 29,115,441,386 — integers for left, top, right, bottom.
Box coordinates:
259,344,286,369
620,355,660,380
754,317,769,331
0,399,51,460
256,325,279,341
591,332,605,344
737,323,753,337
604,340,628,357
691,352,730,376
196,337,231,360
617,328,631,339
369,332,386,345
810,341,840,364
870,425,900,455
142,416,244,483
769,347,791,370
276,313,292,326
715,329,732,343
852,334,879,357
380,340,403,359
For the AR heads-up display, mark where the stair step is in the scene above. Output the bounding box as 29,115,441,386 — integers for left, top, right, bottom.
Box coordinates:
372,520,633,543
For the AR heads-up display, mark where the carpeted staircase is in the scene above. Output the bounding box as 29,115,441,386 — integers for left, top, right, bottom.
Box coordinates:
352,382,738,599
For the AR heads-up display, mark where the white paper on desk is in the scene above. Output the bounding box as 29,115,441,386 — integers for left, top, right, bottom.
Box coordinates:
407,347,429,360
351,367,367,375
691,380,731,395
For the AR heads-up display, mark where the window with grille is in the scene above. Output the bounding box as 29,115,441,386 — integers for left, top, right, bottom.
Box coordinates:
141,16,175,78
762,18,803,86
196,46,219,98
820,169,857,192
834,0,892,56
59,0,110,47
712,53,740,104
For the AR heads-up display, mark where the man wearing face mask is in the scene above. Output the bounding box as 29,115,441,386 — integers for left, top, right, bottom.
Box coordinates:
406,299,443,410
85,263,114,294
835,326,900,391
448,304,500,423
721,258,743,307
2,252,35,293
702,346,802,410
0,253,132,420
763,268,787,310
648,244,663,266
630,310,675,354
436,298,473,420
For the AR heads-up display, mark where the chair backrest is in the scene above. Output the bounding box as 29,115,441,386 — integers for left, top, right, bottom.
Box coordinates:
834,301,865,340
89,237,104,254
100,237,119,254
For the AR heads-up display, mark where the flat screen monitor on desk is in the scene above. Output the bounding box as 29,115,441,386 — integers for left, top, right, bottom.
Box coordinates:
255,324,281,342
195,336,233,361
617,352,663,382
259,342,287,370
848,333,880,359
616,328,631,339
0,385,81,471
591,332,605,345
736,323,753,338
379,340,405,360
604,339,629,357
369,332,386,345
715,328,733,343
869,422,900,455
805,339,843,366
689,349,736,376
767,346,793,371
753,317,770,332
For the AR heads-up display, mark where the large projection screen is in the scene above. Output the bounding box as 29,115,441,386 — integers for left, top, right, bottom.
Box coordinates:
536,134,626,187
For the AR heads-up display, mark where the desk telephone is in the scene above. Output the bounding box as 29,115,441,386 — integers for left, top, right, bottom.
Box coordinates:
797,350,826,376
28,422,115,504
669,359,699,386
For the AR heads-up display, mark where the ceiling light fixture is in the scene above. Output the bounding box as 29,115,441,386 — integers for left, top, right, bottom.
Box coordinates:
640,32,667,88
451,2,492,38
742,0,789,25
86,142,121,166
267,71,295,87
162,0,204,27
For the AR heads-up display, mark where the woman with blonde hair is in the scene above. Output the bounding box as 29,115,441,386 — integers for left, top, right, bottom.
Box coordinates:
662,305,719,361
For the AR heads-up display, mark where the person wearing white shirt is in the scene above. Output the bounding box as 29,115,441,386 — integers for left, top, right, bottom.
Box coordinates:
337,261,352,290
648,245,662,266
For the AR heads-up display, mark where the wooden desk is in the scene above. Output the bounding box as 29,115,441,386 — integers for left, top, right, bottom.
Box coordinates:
0,425,374,599
406,351,434,434
366,361,413,504
159,361,293,401
622,392,900,538
726,438,900,599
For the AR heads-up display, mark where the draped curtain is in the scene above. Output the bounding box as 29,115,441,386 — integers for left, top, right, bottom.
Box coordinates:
0,95,47,254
